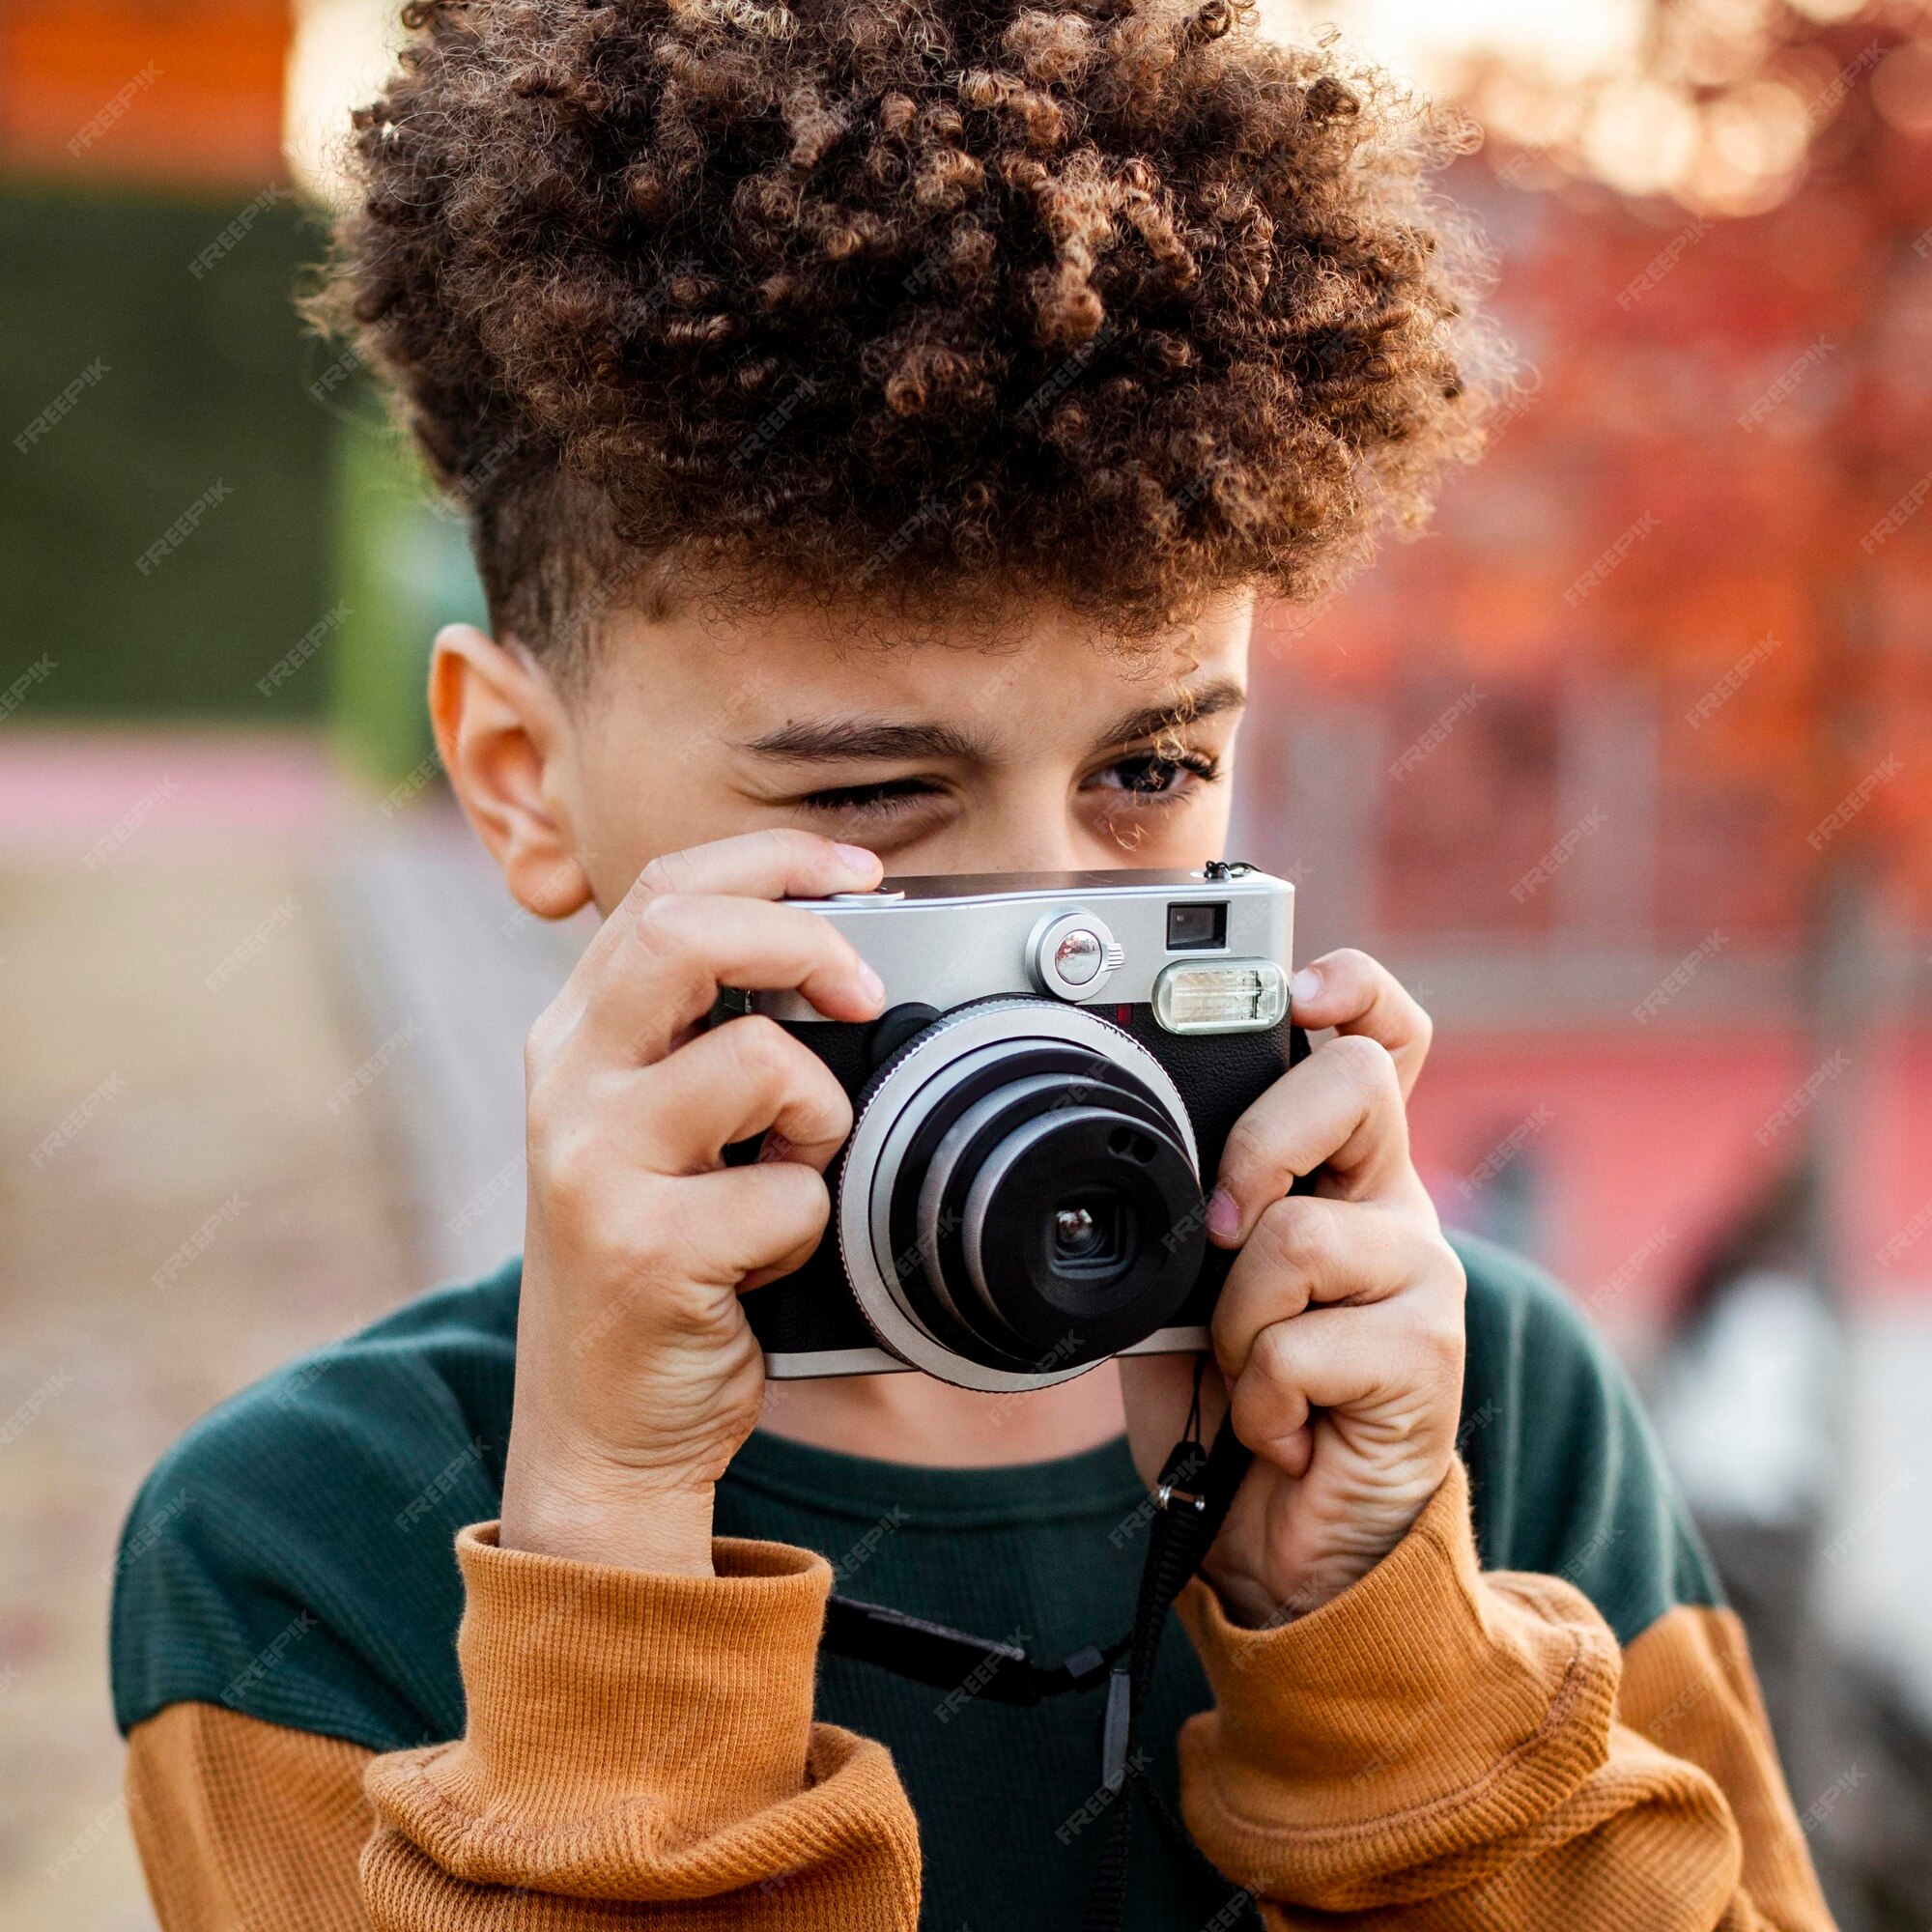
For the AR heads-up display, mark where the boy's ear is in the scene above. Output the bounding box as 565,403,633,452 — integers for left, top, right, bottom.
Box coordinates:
428,624,594,921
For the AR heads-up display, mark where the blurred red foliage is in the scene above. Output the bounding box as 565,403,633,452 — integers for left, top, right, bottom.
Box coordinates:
1263,1,1932,943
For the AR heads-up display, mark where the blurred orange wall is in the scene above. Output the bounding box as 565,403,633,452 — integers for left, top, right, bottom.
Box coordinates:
0,0,289,188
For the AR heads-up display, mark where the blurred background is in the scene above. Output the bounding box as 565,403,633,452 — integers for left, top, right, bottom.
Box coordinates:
1,0,1928,1923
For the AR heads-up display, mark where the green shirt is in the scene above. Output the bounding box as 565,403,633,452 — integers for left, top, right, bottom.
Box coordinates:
111,1234,1718,1930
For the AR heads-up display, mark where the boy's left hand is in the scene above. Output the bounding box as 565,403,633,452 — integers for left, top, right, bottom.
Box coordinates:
1119,951,1465,1629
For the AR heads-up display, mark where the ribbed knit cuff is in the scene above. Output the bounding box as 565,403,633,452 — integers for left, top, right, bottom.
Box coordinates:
452,1525,832,1834
1177,1460,1621,1847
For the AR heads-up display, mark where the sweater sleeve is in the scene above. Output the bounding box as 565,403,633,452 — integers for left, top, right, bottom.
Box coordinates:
1174,1459,1834,1931
125,1528,921,1931
128,1700,374,1930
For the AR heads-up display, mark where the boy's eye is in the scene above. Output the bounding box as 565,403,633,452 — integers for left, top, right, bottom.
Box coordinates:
796,775,947,816
1085,751,1220,800
790,750,1220,818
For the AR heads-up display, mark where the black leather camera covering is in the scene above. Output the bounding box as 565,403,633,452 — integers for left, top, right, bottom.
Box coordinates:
724,1002,1311,1363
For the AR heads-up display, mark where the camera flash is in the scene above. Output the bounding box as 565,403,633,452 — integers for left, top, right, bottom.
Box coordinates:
1151,960,1290,1035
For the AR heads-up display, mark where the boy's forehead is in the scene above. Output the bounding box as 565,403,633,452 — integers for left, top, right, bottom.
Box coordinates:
596,591,1252,744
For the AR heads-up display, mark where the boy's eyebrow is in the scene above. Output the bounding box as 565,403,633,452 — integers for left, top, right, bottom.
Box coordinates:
1094,677,1246,752
737,719,982,762
737,677,1246,766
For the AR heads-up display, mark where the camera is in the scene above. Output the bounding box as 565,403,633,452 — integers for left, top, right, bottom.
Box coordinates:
718,864,1303,1393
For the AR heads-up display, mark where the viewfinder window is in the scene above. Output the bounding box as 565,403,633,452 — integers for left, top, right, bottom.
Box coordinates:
1165,901,1227,951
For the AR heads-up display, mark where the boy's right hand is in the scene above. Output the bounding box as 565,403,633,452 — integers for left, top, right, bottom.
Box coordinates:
498,831,887,1576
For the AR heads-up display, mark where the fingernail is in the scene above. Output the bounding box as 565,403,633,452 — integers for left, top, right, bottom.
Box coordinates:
1206,1186,1240,1241
835,841,879,873
857,962,886,1005
1289,966,1322,1008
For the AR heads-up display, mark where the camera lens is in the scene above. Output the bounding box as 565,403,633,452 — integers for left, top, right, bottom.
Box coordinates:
886,1046,1204,1369
952,1103,1192,1341
838,1001,1211,1388
1052,1198,1113,1264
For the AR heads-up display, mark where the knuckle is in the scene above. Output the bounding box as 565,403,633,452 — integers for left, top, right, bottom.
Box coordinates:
748,1158,833,1246
817,1083,857,1145
1326,1030,1399,1097
523,993,575,1078
1250,1194,1322,1272
633,891,695,951
524,1072,560,1147
775,1152,834,1216
523,1021,554,1094
1408,1316,1465,1391
1227,1373,1271,1441
638,847,700,898
1250,1321,1296,1383
724,1012,793,1083
579,1204,652,1276
1428,1284,1468,1359
1217,1116,1271,1184
1322,946,1377,982
535,1125,601,1222
524,1042,573,1143
1407,1265,1467,1369
1208,1296,1242,1357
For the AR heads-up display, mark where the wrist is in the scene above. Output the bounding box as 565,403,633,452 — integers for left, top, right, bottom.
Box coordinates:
1208,1492,1440,1630
1207,1558,1356,1631
500,1444,718,1577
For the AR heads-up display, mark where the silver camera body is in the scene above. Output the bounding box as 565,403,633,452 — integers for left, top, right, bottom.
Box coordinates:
726,865,1299,1394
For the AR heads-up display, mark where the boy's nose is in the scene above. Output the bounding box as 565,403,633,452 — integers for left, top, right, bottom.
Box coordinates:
942,821,1094,878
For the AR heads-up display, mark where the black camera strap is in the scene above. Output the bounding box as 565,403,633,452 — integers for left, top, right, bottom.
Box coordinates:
819,1378,1258,1932
1079,1411,1256,1932
820,1595,1131,1706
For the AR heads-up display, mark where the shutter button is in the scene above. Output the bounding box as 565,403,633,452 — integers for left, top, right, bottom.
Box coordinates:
1029,910,1124,1001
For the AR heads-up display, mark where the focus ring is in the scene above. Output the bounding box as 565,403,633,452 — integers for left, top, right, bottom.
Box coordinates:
835,999,1200,1394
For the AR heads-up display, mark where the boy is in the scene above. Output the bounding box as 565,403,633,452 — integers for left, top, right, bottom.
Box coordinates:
113,0,1833,1925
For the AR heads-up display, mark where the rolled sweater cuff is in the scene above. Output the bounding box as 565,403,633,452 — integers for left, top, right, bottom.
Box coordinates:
362,1526,923,1917
447,1524,833,1834
1176,1460,1621,1851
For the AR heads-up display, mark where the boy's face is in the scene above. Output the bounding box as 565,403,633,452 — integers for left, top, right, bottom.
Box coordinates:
433,592,1256,919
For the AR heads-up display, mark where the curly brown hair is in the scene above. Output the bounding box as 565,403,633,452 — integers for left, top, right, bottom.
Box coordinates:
315,0,1492,661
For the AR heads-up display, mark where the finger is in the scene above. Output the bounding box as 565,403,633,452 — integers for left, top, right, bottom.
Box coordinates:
1229,1303,1407,1451
539,830,882,1053
552,894,886,1073
1229,1287,1464,1460
672,1156,836,1291
1210,1196,1442,1380
633,826,882,906
1291,949,1433,1100
574,829,882,982
1226,1344,1312,1468
635,1014,853,1174
1210,1032,1410,1240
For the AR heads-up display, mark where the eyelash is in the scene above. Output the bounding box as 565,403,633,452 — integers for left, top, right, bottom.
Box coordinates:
796,776,943,817
1089,750,1222,801
796,752,1222,817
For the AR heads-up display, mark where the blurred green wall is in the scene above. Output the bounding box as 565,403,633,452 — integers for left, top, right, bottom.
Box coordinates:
1,177,486,781
0,180,335,716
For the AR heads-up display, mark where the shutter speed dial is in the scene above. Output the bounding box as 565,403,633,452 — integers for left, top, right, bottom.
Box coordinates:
1028,909,1125,1001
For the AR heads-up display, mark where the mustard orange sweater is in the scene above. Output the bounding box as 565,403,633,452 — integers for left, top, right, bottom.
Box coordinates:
113,1240,1834,1930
